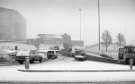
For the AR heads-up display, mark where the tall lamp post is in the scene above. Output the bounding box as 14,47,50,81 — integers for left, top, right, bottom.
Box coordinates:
79,8,82,41
98,0,101,53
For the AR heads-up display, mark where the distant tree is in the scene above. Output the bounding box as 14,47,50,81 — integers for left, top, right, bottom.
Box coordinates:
102,30,112,52
62,33,72,51
117,33,126,46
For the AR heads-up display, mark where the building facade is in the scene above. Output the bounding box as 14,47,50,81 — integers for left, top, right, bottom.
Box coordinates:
37,34,64,50
0,7,26,41
27,34,84,50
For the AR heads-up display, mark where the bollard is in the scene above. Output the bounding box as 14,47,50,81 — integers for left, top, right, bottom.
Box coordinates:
25,56,30,70
129,58,133,70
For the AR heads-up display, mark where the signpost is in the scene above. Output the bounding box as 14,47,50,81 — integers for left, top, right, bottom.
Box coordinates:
25,56,30,70
130,58,133,70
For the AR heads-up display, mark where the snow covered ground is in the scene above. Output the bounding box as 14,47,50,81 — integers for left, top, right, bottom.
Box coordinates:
0,55,135,82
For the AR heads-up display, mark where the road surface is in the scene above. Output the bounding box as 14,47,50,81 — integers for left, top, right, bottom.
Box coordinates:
0,54,135,83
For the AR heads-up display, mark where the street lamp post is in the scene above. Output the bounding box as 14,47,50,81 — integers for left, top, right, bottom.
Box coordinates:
98,0,101,53
79,8,82,41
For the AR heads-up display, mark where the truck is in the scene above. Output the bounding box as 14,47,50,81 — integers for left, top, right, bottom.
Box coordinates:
118,45,135,64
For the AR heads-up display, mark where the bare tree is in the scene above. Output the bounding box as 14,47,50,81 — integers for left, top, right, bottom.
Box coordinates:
61,33,73,56
62,33,72,51
102,30,112,52
117,33,126,46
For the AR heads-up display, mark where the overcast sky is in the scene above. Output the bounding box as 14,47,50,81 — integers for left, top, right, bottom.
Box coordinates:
0,0,135,45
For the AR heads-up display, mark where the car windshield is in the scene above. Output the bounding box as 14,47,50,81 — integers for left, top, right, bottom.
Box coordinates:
125,47,135,53
48,51,54,53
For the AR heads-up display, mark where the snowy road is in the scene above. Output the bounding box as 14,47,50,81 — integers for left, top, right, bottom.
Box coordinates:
0,55,135,82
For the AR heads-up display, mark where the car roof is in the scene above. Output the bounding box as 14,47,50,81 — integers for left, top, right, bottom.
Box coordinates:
124,45,135,48
37,49,59,52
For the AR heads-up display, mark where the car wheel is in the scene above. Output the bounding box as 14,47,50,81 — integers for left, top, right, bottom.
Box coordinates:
18,61,24,64
30,60,34,63
125,58,130,64
39,58,43,63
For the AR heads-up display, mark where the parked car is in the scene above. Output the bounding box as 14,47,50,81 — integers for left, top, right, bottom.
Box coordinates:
74,49,86,56
15,50,44,64
47,50,58,59
36,49,48,61
15,50,30,64
29,50,44,63
74,55,88,61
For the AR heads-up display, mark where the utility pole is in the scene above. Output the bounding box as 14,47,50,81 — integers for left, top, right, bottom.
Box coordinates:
98,0,101,52
79,8,82,41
